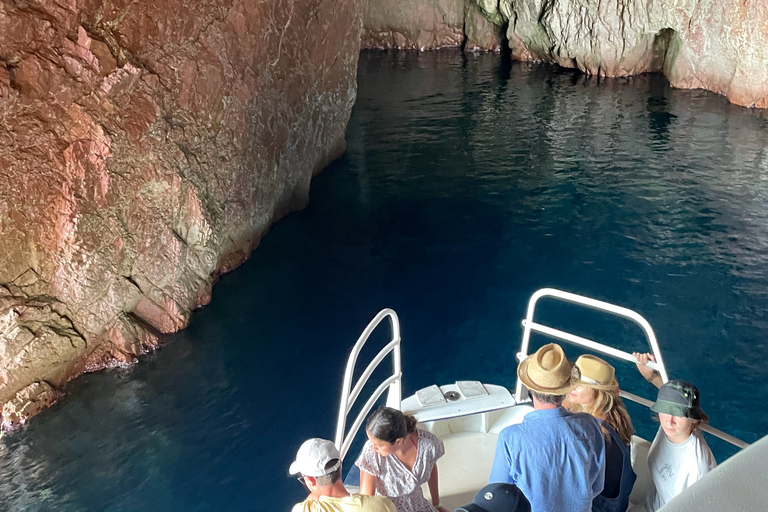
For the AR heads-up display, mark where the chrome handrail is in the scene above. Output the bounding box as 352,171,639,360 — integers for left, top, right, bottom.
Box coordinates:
515,288,748,449
334,309,402,461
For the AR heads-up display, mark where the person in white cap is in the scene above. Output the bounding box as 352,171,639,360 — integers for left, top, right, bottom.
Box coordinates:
290,438,397,512
488,343,606,512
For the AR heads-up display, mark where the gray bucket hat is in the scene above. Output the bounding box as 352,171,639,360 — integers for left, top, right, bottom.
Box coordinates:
650,380,704,420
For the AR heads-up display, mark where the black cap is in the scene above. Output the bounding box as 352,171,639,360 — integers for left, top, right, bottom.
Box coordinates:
455,483,531,512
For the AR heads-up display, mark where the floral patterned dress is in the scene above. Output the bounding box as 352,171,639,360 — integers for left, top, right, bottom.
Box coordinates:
355,429,445,512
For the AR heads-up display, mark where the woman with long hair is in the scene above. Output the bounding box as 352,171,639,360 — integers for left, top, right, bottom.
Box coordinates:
356,405,449,512
566,355,636,512
634,353,716,512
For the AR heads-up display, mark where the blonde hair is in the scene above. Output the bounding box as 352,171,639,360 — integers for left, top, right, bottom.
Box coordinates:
575,388,634,446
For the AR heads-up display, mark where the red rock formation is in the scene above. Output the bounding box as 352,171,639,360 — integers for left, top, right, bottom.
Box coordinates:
0,0,362,427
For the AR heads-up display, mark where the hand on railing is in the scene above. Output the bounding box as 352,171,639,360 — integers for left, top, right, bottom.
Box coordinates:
633,352,663,388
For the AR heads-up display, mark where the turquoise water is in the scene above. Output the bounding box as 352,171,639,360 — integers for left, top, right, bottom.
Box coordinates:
2,50,768,511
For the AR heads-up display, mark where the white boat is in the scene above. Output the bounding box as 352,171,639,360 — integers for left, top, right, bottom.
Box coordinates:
331,288,764,511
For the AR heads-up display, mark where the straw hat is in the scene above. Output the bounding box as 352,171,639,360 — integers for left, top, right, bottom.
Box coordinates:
517,343,579,395
574,355,619,391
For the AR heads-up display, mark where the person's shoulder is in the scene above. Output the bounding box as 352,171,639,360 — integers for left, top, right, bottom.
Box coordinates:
571,410,603,430
356,439,382,472
692,430,717,467
499,418,528,433
418,428,442,444
565,409,598,422
291,500,309,512
497,421,529,444
358,439,377,458
417,428,446,457
355,494,397,511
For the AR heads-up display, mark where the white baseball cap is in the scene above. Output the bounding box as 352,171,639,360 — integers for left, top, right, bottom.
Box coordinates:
289,438,341,477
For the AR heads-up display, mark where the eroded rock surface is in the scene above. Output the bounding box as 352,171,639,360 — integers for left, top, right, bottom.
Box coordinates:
362,0,768,108
362,0,502,50
0,0,362,426
477,0,768,108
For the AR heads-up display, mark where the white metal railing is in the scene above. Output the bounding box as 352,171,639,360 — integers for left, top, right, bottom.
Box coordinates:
515,288,748,449
515,288,668,401
334,309,402,461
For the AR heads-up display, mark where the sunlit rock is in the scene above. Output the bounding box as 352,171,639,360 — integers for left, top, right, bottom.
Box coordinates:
362,0,768,107
1,381,60,430
482,0,768,108
0,0,362,424
362,0,502,51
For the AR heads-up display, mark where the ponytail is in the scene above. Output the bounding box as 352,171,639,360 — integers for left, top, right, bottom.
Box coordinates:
366,405,417,443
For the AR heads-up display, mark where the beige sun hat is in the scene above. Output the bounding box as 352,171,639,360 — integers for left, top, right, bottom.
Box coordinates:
517,343,579,395
574,354,619,391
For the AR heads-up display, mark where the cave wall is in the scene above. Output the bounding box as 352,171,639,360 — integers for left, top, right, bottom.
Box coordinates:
1,0,765,429
361,0,502,50
0,0,362,426
489,0,768,108
362,0,768,108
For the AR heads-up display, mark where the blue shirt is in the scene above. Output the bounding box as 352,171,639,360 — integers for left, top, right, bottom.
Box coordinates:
489,407,606,512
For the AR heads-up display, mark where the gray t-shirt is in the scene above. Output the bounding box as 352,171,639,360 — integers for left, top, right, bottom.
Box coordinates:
646,427,717,511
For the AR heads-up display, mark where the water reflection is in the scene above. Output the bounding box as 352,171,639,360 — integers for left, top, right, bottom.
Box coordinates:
2,51,768,511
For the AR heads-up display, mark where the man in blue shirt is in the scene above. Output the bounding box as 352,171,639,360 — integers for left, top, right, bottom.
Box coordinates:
489,343,606,512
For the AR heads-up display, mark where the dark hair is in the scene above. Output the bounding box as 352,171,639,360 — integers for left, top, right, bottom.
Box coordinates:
314,459,342,486
530,391,565,405
366,405,417,443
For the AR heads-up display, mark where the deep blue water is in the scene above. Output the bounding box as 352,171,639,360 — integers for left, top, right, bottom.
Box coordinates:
2,50,768,511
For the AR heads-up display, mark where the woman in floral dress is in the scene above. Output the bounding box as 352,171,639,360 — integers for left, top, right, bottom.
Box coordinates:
356,406,449,512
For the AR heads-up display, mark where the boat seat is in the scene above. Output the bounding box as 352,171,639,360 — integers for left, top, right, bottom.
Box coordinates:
628,435,653,509
422,431,499,508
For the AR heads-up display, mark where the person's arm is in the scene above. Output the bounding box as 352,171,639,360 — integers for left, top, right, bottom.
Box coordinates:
633,352,663,388
359,470,378,496
427,464,450,512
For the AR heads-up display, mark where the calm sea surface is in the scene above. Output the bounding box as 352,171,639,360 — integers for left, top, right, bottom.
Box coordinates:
2,51,768,511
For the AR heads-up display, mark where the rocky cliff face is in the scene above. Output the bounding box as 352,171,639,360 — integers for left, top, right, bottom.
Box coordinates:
361,0,502,51
0,0,362,427
489,0,768,108
362,0,768,108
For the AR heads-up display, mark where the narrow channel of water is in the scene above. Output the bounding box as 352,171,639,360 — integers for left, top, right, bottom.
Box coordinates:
1,50,767,511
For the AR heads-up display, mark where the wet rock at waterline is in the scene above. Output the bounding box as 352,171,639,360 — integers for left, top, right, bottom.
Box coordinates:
361,0,503,51
0,0,362,427
486,0,768,108
2,0,768,432
362,0,768,108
